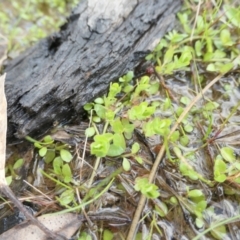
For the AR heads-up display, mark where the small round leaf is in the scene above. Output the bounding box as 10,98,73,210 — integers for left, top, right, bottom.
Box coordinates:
85,127,95,137
13,159,24,170
39,147,47,157
60,149,73,162
122,158,131,171
220,147,235,162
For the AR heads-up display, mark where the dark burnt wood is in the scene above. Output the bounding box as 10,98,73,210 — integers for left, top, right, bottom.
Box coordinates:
5,0,181,142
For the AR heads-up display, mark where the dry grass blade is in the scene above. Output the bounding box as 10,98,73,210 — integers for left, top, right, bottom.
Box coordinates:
127,73,223,240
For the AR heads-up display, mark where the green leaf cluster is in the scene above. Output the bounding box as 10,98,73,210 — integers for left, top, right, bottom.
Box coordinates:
143,118,172,137
187,189,207,219
5,158,24,181
91,133,126,157
214,147,240,184
56,189,74,206
146,4,240,75
84,70,174,167
26,135,73,183
128,102,156,121
134,177,160,199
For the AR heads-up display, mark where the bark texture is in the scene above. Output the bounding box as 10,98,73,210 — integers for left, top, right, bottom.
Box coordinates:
5,0,182,142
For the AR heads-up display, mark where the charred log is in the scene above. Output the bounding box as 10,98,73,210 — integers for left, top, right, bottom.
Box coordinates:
5,0,182,143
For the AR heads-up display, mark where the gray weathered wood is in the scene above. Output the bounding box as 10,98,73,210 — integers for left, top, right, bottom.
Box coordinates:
5,0,181,142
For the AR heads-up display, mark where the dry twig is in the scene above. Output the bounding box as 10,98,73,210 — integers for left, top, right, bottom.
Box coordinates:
126,73,224,239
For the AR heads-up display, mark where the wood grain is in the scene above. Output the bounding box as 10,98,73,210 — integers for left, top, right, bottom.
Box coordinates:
5,0,181,142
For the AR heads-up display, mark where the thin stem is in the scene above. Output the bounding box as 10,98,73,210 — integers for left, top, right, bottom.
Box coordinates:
127,73,224,240
87,156,101,188
0,185,67,240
